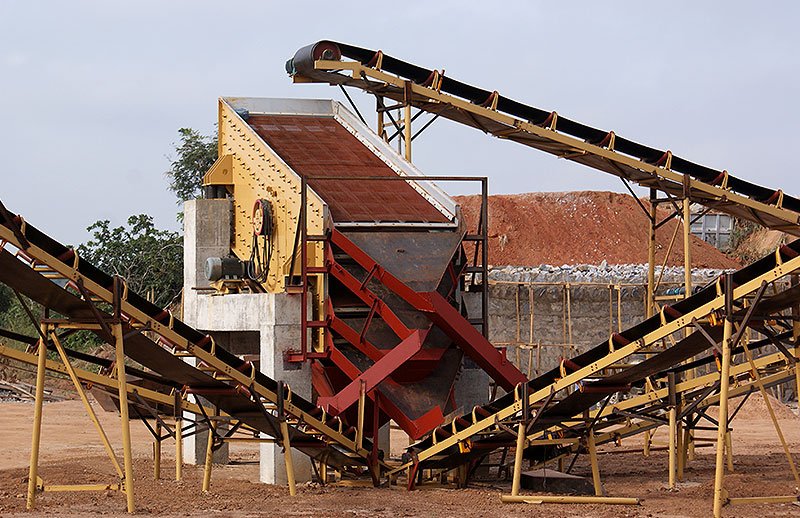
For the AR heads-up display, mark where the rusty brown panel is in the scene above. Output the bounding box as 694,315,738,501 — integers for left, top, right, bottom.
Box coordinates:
246,115,448,224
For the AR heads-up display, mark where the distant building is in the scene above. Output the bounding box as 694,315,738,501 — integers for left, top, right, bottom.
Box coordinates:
691,206,733,249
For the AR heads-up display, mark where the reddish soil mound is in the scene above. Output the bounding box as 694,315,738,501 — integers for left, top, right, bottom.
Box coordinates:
731,392,798,421
456,191,741,268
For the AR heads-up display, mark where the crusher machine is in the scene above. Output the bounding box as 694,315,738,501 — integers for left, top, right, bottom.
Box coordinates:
201,97,526,440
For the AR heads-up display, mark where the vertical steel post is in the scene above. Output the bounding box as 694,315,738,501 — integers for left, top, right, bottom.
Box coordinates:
682,190,693,301
320,459,328,484
676,417,685,482
175,396,183,481
792,274,800,409
26,331,47,510
481,177,489,339
680,425,691,480
114,323,136,514
682,188,696,461
646,188,657,318
280,420,297,496
712,277,733,518
510,422,526,496
587,429,602,496
377,96,385,141
154,422,161,480
668,372,677,488
645,188,658,318
403,103,412,162
356,379,366,451
300,175,308,361
202,416,214,492
725,431,734,473
668,407,677,489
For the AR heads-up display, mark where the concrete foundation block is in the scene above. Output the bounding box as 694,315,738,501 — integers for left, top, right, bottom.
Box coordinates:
260,443,313,485
259,293,312,484
185,410,230,466
521,468,596,495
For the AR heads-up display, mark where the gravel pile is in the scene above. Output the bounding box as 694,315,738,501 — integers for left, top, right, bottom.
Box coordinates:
489,262,729,285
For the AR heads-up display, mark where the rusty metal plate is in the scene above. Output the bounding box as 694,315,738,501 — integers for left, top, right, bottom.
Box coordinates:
246,114,449,224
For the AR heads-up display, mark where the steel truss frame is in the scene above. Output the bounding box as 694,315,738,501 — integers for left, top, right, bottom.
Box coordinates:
0,209,394,512
384,248,800,510
286,174,524,440
294,51,800,236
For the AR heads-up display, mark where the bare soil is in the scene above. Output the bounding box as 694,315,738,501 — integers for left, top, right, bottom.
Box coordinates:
1,399,799,517
456,191,742,268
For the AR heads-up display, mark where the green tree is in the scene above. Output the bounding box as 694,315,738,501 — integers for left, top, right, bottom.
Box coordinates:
166,127,218,203
78,214,183,308
0,284,11,316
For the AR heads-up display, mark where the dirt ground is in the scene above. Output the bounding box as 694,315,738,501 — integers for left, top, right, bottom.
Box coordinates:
1,397,799,517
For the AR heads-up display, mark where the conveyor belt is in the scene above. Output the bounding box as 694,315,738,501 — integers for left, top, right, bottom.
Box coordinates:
288,41,800,234
398,239,800,471
0,201,379,470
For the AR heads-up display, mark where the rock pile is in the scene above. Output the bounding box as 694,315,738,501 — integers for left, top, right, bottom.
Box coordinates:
490,262,728,285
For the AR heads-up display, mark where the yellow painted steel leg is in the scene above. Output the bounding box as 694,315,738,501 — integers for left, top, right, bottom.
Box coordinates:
668,407,677,489
643,430,651,457
677,419,685,482
682,196,693,301
320,460,328,484
511,422,526,496
377,97,386,141
114,323,135,514
202,418,214,492
154,421,161,480
280,420,297,496
175,415,183,481
682,197,697,462
587,429,603,497
646,189,657,318
26,335,47,510
713,317,733,518
356,380,365,451
724,431,734,473
680,425,691,479
51,332,123,477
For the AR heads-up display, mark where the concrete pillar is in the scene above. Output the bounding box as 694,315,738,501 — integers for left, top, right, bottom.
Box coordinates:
183,198,232,293
259,293,313,485
182,198,233,465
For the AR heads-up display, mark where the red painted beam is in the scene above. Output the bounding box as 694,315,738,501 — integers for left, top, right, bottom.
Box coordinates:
326,245,414,339
318,329,428,415
419,291,528,391
321,334,444,438
330,228,527,391
330,229,433,311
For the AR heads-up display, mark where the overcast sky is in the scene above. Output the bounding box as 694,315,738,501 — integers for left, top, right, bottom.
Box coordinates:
2,1,798,245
